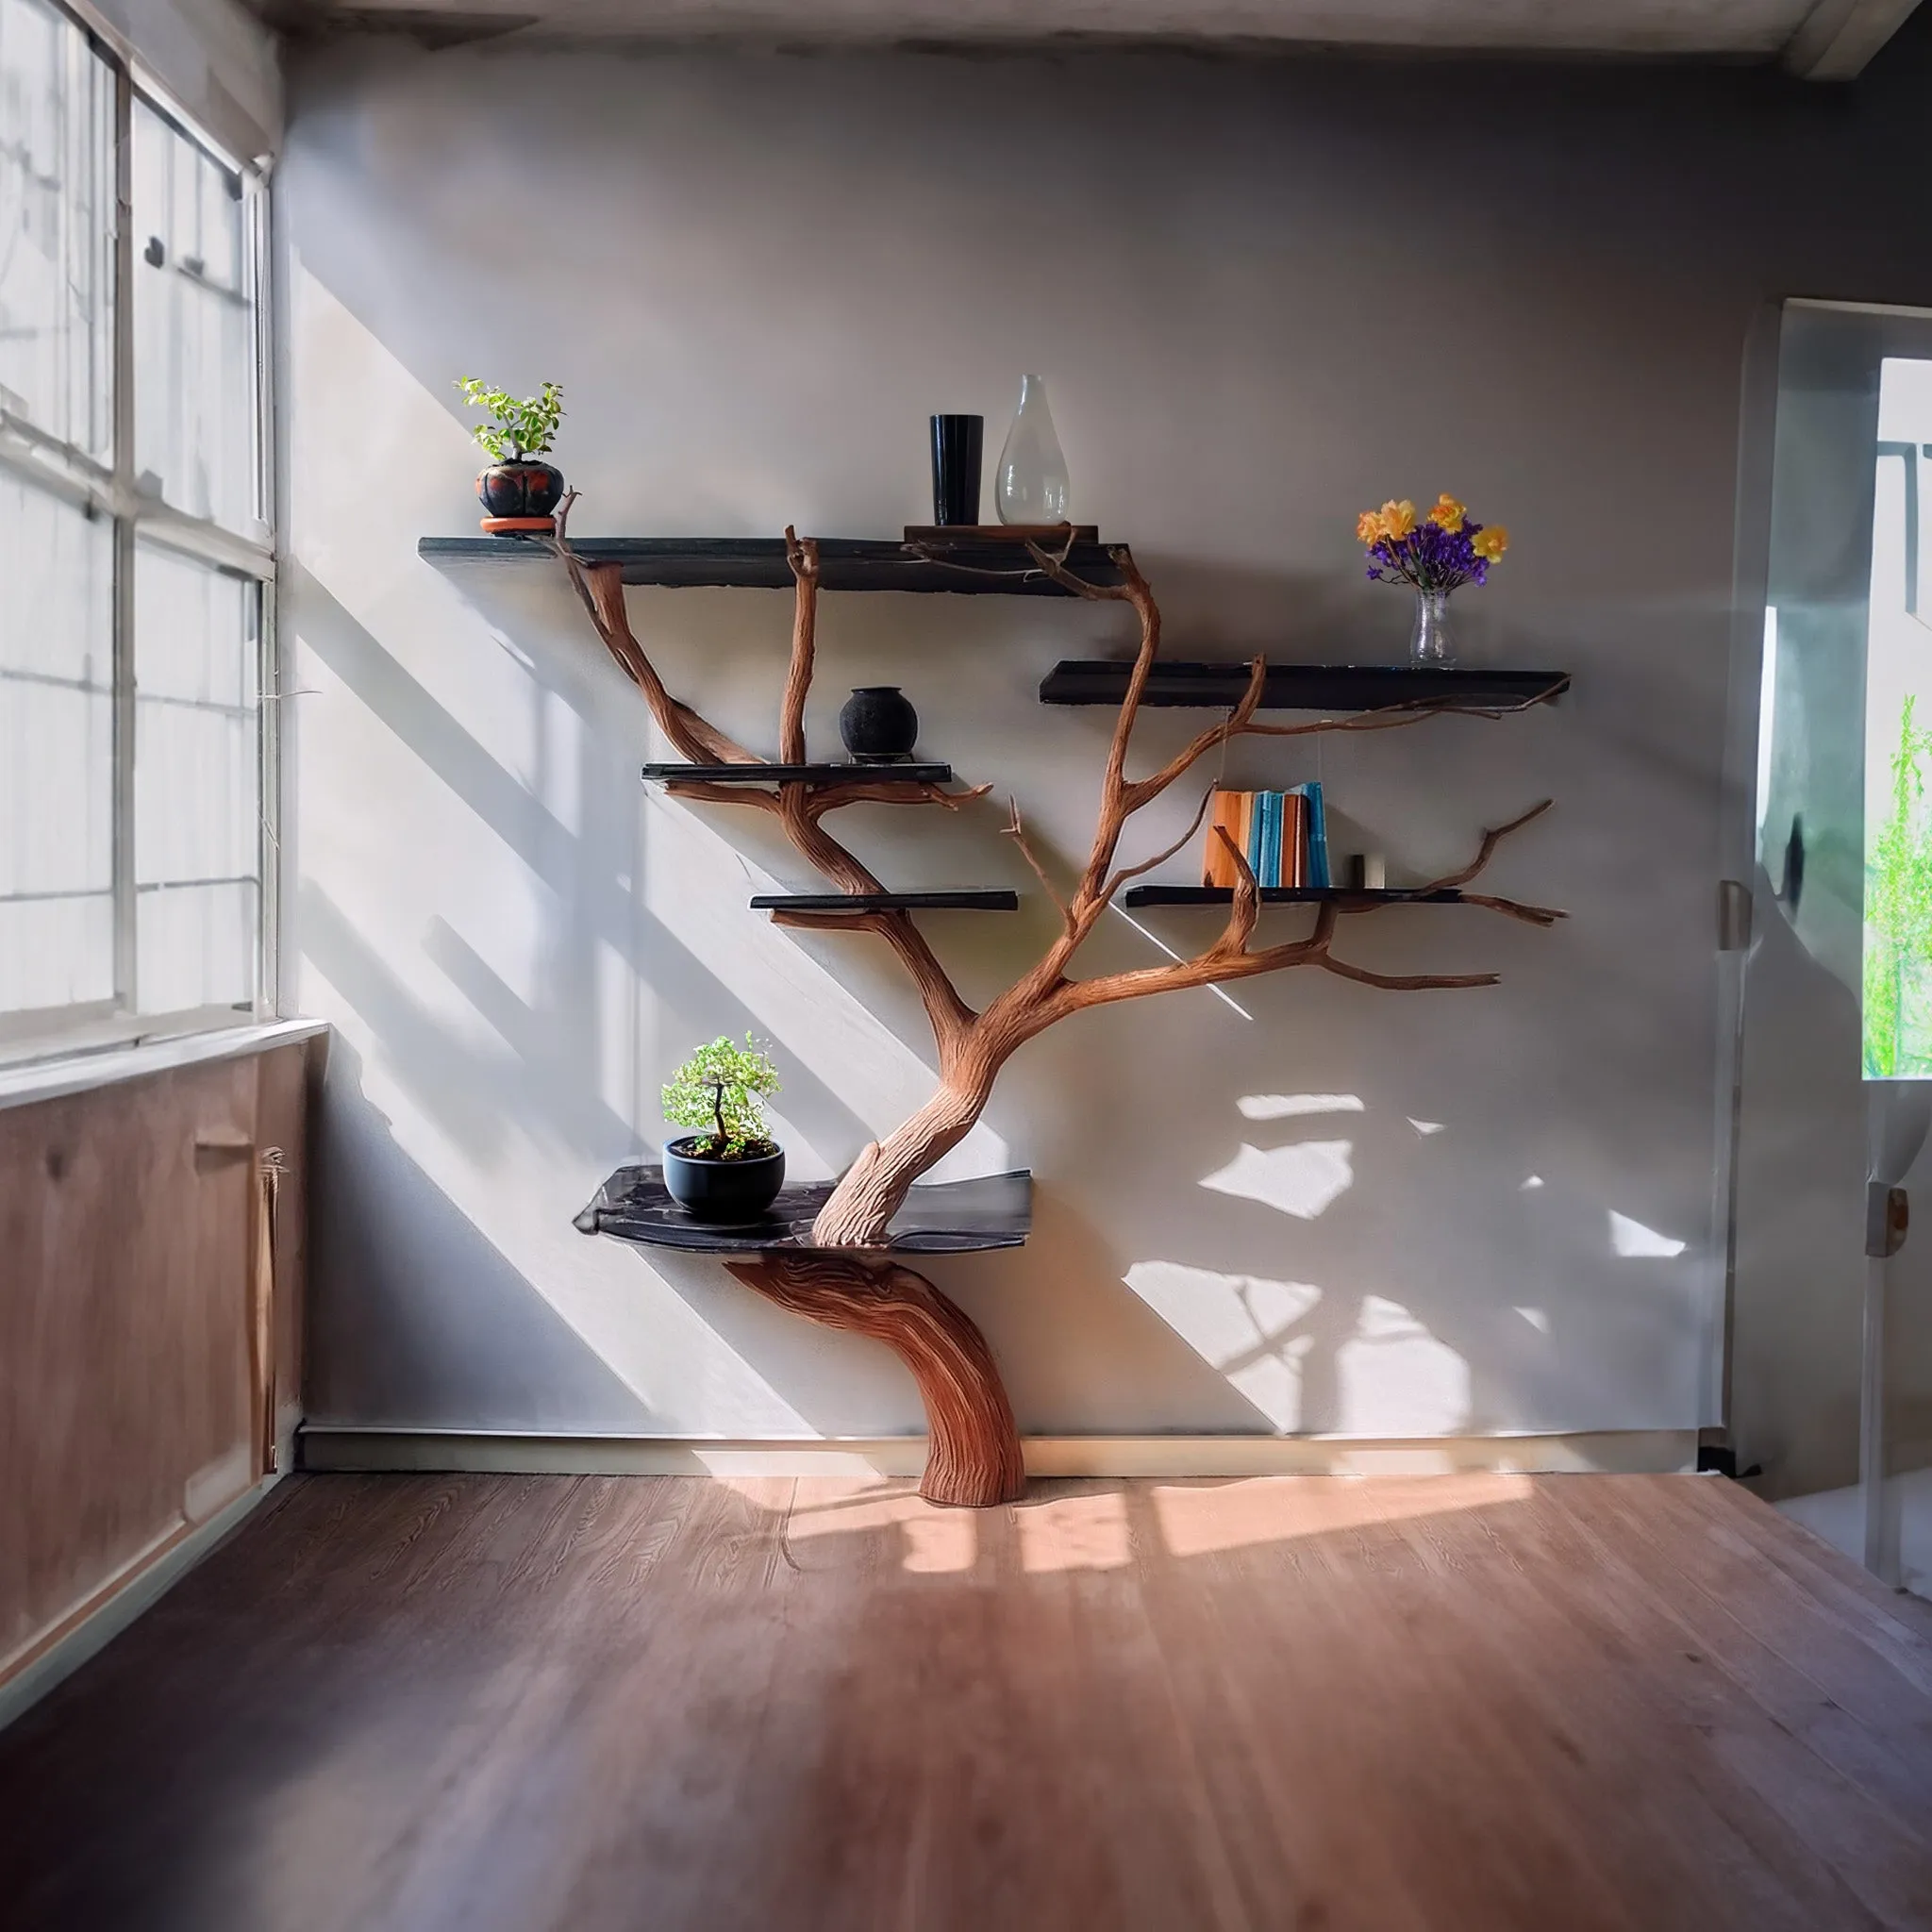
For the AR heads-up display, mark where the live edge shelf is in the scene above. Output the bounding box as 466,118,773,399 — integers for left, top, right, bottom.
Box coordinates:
418,534,1122,594
641,761,955,785
749,891,1019,912
1123,886,1468,908
1039,661,1569,710
576,1165,1033,1255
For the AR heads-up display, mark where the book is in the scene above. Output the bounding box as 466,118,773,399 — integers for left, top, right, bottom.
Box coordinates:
1201,785,1329,892
1305,781,1331,889
1281,791,1307,889
1286,782,1327,890
1203,790,1242,887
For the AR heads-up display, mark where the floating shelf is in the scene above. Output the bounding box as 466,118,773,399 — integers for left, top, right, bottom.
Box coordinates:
1122,885,1467,908
419,534,1122,595
575,1164,1033,1254
750,890,1020,912
1040,661,1569,711
642,760,955,785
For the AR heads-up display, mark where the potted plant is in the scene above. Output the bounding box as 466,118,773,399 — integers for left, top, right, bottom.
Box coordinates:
458,376,566,533
660,1034,785,1224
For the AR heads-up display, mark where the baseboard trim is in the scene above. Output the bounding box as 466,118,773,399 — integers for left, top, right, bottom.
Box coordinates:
298,1426,1697,1480
0,1477,276,1735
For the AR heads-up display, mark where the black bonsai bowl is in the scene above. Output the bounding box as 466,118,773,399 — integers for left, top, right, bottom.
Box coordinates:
476,459,565,530
661,1139,786,1224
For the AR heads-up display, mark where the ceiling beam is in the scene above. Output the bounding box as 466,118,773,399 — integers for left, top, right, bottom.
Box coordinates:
1783,0,1924,77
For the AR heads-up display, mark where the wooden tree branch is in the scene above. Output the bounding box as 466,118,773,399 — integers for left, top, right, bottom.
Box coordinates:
1315,957,1501,992
1104,786,1216,901
769,906,977,1053
549,496,756,767
724,1252,1024,1507
779,526,819,765
1003,799,1073,931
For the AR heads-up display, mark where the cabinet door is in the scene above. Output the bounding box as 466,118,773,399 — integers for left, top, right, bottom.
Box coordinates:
0,1058,258,1675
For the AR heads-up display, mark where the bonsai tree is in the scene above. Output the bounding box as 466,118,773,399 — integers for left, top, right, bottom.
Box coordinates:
661,1034,780,1158
549,502,1561,1504
457,376,565,461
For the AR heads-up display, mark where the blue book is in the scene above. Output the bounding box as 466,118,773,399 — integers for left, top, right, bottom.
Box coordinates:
1305,782,1331,889
1260,791,1283,890
1246,791,1267,881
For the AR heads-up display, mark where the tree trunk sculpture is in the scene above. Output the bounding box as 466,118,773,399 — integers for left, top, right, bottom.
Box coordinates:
551,506,1563,1505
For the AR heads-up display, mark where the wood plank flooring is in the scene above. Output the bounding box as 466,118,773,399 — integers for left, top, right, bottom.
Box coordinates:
1,1473,1930,1931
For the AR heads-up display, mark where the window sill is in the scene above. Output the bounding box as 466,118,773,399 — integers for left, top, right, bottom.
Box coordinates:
0,1017,328,1114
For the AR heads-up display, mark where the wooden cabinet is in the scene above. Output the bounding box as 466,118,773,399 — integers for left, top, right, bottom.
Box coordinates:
0,1040,316,1691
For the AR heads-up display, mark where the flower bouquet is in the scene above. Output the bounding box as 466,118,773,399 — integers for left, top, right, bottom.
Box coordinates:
1355,494,1508,667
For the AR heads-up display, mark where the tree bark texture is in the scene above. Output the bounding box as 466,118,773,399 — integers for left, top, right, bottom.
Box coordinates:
724,1252,1025,1507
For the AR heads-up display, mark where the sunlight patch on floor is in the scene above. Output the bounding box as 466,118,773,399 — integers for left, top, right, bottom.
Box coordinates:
1019,1488,1131,1572
1152,1473,1535,1556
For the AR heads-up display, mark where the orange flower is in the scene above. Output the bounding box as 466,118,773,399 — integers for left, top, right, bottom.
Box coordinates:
1473,525,1509,562
1427,493,1466,532
1356,508,1387,544
1379,498,1418,540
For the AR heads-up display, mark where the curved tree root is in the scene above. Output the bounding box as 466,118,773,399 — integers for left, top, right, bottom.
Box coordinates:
724,1252,1025,1507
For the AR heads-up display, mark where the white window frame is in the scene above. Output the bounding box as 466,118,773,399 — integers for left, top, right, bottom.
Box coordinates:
0,0,277,1067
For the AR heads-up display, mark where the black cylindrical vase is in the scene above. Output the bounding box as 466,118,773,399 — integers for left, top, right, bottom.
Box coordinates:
929,414,983,526
840,686,919,763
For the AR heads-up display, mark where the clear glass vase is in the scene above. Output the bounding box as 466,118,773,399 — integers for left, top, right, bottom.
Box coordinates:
995,375,1071,525
1410,587,1456,667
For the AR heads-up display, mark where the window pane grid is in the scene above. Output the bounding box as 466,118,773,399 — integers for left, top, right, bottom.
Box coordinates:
0,0,113,461
133,98,256,536
0,8,271,1060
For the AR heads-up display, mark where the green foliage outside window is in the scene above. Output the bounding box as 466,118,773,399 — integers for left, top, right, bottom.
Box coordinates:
662,1034,781,1157
1865,694,1932,1076
457,376,565,462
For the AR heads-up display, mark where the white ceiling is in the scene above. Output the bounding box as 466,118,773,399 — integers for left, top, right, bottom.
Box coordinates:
265,0,1924,77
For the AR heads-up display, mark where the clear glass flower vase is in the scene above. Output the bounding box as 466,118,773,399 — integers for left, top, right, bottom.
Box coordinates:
1410,588,1456,667
995,375,1071,525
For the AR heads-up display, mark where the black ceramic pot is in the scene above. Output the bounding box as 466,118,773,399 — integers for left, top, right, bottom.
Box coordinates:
839,686,919,763
661,1139,786,1224
476,459,565,528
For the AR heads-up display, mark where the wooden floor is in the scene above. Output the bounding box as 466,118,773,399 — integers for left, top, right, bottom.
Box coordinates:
2,1474,1931,1931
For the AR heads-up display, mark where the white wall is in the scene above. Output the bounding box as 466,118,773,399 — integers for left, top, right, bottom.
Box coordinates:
279,26,1932,1446
97,0,280,158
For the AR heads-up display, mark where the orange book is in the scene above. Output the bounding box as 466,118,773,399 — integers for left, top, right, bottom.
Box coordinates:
1281,791,1308,888
1203,789,1245,887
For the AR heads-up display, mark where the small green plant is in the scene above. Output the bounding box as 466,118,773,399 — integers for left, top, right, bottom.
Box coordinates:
457,376,564,462
662,1034,781,1158
1866,693,1932,1076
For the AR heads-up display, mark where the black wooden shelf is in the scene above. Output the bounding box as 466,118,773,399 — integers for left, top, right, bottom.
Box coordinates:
1039,661,1568,711
750,890,1020,912
1122,885,1467,908
575,1164,1032,1254
419,534,1122,595
642,760,954,785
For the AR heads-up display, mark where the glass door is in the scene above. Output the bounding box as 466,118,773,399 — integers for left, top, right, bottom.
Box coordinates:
1731,300,1932,1596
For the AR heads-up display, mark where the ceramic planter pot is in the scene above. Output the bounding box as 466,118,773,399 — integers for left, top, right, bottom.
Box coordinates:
661,1139,786,1224
839,686,919,763
477,459,565,533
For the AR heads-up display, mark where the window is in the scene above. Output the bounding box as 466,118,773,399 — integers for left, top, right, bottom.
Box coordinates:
0,0,274,1061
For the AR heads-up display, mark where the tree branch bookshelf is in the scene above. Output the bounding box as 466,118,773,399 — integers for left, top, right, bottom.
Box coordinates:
423,515,1567,1505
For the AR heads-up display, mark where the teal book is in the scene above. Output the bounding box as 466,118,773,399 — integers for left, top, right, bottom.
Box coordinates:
1246,790,1268,881
1259,791,1283,890
1304,782,1331,889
